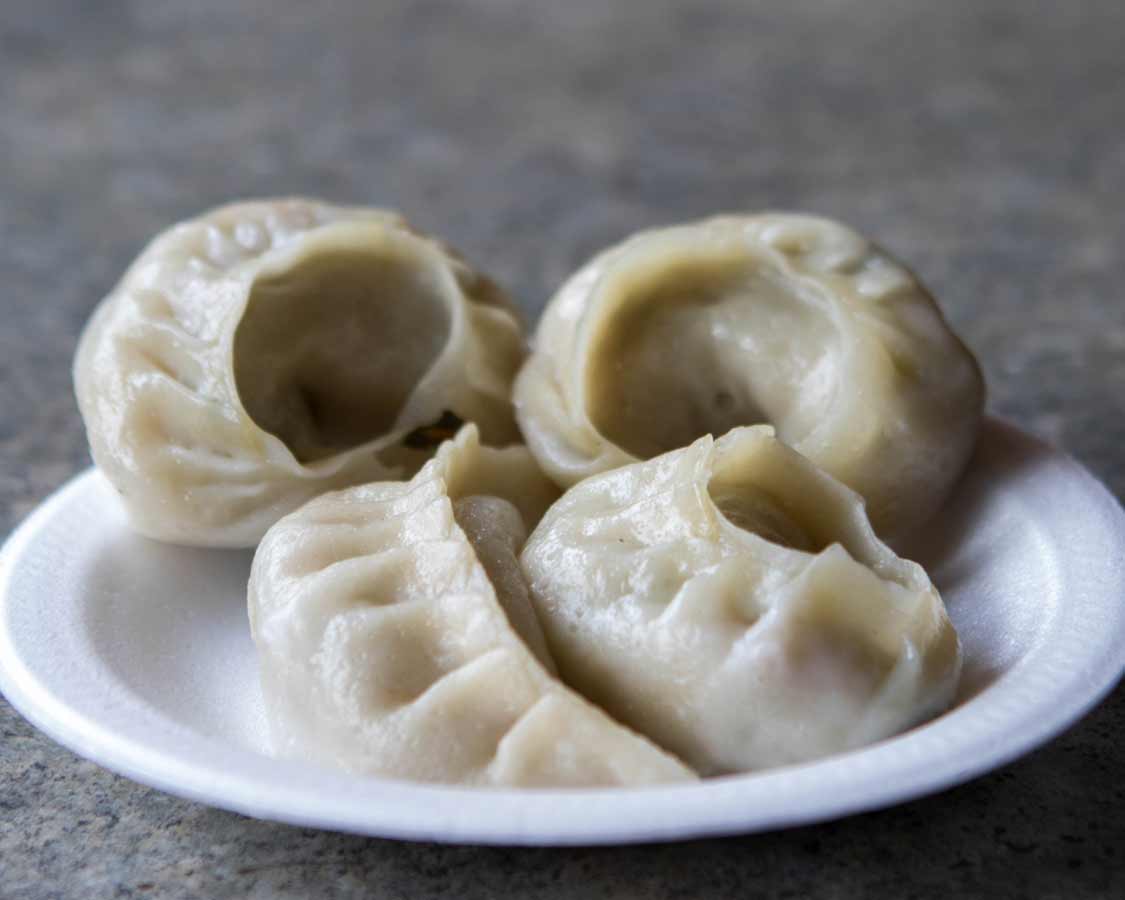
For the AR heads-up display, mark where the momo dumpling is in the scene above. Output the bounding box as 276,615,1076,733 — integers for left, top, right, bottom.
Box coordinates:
248,425,696,788
520,425,962,776
74,198,525,547
514,213,985,537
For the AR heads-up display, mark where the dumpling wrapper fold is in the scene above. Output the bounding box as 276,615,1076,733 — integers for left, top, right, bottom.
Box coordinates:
514,213,985,537
520,425,962,776
249,425,697,788
75,198,524,547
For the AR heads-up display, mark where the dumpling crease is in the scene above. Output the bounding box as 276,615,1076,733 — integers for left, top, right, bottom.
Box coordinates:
248,425,696,788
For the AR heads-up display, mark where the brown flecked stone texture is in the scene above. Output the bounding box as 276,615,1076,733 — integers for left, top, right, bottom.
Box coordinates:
1,1,1123,897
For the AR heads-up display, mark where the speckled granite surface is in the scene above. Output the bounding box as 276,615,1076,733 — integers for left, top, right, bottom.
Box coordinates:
2,1,1123,897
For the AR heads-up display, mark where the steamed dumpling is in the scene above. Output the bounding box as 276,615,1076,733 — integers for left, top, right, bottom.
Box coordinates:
520,425,961,776
514,213,985,537
74,198,525,547
248,425,696,787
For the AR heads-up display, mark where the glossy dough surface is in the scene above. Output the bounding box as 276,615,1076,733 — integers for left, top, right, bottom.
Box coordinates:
514,213,985,536
520,425,962,776
74,198,524,547
248,426,696,787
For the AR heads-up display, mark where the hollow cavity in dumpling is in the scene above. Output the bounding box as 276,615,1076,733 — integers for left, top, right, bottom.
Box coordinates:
708,481,822,555
234,242,454,463
248,425,696,787
514,213,985,537
520,425,962,775
587,248,843,461
73,199,527,547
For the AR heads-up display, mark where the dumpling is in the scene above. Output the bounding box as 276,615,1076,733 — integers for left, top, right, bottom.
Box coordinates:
519,425,962,776
514,213,985,537
248,425,696,787
74,198,525,547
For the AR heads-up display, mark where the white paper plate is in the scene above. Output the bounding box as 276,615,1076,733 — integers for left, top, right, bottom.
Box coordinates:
2,419,1124,845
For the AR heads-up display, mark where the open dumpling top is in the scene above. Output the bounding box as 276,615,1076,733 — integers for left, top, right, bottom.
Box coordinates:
514,213,985,537
75,199,525,546
521,424,962,775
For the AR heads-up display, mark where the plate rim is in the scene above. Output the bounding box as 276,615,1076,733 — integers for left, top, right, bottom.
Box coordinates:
2,418,1124,846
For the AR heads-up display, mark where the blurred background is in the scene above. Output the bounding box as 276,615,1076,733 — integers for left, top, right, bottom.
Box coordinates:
5,0,1124,531
2,0,1123,895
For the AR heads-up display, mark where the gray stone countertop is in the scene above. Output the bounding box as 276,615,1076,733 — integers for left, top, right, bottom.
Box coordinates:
2,1,1123,897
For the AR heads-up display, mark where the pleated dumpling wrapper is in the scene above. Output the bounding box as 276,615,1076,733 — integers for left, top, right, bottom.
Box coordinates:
248,425,696,787
74,198,525,547
514,213,984,537
520,425,962,776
